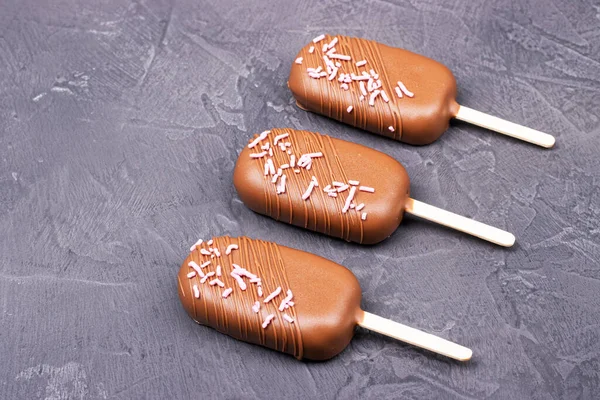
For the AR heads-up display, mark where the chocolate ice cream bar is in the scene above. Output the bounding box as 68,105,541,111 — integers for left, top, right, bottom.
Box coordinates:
234,128,515,247
178,235,473,361
289,34,555,148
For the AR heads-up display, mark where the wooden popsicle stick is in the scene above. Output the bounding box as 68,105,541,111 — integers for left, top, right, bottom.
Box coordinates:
404,198,515,247
454,105,555,148
358,311,472,361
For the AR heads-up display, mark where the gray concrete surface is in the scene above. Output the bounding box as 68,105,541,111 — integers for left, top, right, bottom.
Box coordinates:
1,0,599,398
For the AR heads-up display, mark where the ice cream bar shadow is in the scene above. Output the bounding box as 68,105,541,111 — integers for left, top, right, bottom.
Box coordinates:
234,128,515,247
179,235,473,361
289,34,555,149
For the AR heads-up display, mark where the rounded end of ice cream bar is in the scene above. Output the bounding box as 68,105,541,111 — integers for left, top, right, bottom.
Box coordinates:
176,254,197,322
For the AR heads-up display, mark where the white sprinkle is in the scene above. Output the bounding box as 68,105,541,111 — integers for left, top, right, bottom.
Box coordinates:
370,69,377,77
369,90,380,106
287,149,292,155
266,159,275,175
188,260,201,270
311,176,319,186
250,277,261,284
359,95,365,101
389,126,395,132
209,278,225,287
252,301,260,313
312,34,325,43
323,184,332,192
336,62,342,67
367,78,375,92
328,67,338,81
333,181,344,187
301,181,316,200
276,174,287,194
216,265,222,276
278,290,294,311
190,239,203,252
283,314,295,324
359,186,375,193
261,142,270,150
263,286,282,303
342,186,357,213
326,37,338,49
347,105,353,113
200,261,211,269
348,180,359,186
322,43,328,52
262,314,276,329
222,288,233,298
395,86,403,98
350,203,355,209
355,60,367,67
248,130,270,149
273,132,289,145
336,184,349,192
294,169,300,173
359,81,367,96
295,57,303,65
230,272,247,290
381,90,389,103
232,266,257,280
200,248,211,256
213,248,221,257
351,73,369,81
340,83,349,90
250,151,267,159
271,172,280,184
189,263,205,278
207,239,213,246
269,147,273,156
356,203,365,211
361,212,367,220
328,192,338,197
328,53,351,61
309,46,314,53
187,271,196,279
225,244,238,255
277,168,283,175
258,286,263,297
397,81,415,97
193,285,200,298
290,155,296,168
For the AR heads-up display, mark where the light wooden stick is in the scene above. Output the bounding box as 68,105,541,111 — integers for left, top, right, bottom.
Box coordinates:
358,311,472,361
404,198,515,247
455,105,555,148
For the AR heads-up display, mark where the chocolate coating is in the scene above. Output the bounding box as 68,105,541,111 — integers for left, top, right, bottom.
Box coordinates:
288,34,459,145
177,236,362,360
233,128,410,244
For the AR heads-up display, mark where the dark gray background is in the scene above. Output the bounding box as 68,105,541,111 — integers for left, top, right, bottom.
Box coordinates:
1,0,599,399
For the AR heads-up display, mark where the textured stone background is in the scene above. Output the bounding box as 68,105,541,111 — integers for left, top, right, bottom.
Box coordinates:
1,0,599,399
